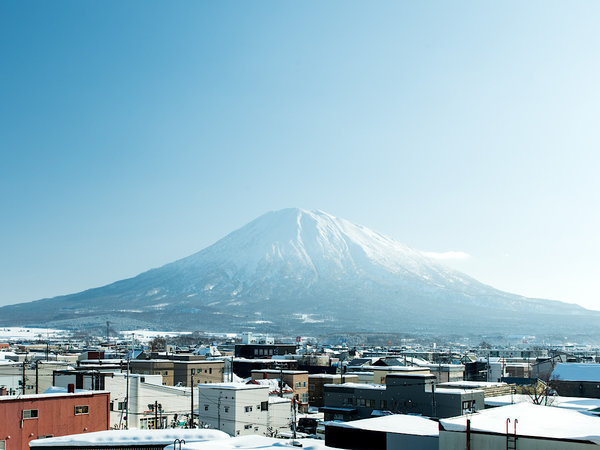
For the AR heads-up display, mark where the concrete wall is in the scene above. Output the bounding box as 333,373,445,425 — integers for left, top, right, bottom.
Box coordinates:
387,434,438,450
440,431,598,450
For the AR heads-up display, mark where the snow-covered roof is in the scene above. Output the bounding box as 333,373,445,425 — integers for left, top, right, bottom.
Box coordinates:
439,381,507,389
324,382,386,390
327,414,439,436
485,394,600,412
550,363,600,382
197,382,267,390
251,369,307,374
247,378,293,394
0,390,108,402
30,429,229,447
363,365,428,371
308,374,357,379
164,435,332,449
435,388,483,395
440,403,600,444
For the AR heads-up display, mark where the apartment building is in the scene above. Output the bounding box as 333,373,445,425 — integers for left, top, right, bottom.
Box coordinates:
196,383,292,437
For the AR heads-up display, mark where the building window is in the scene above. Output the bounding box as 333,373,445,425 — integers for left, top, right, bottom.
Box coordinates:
244,424,252,429
37,435,53,439
303,381,306,387
74,405,89,415
380,400,387,409
462,400,475,414
110,402,114,411
0,441,5,450
366,399,375,408
23,409,39,419
244,406,252,412
261,401,268,411
118,401,125,410
358,399,366,406
192,369,195,374
209,368,212,374
224,406,229,413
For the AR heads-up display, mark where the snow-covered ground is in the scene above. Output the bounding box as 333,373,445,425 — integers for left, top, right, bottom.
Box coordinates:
0,327,67,341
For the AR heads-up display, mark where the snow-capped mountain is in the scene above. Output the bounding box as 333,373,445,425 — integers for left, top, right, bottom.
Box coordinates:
0,208,596,335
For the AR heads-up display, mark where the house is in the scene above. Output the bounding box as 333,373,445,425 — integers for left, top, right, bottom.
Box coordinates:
439,403,600,449
549,363,600,398
308,374,360,407
28,429,229,450
196,383,292,437
0,391,110,450
129,359,225,386
251,369,309,411
325,414,439,450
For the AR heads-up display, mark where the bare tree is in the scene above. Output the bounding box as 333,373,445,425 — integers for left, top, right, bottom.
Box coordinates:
526,379,554,406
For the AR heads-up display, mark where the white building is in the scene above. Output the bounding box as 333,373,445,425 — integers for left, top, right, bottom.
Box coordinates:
54,371,195,429
197,383,292,437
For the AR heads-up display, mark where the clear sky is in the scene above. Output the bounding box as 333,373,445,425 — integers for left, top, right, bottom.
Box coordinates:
1,1,599,310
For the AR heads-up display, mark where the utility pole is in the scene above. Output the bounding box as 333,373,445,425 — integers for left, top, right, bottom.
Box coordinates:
126,333,134,429
190,373,194,428
279,367,283,397
291,398,297,439
217,393,222,430
35,361,39,394
154,400,158,429
432,383,436,417
22,360,26,395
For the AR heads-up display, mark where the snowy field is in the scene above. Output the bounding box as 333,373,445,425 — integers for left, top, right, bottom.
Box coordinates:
0,327,68,341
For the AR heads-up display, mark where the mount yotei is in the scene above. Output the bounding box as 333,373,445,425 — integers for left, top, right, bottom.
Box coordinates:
1,208,597,335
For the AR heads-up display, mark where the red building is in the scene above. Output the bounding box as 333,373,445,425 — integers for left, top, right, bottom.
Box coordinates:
0,391,110,450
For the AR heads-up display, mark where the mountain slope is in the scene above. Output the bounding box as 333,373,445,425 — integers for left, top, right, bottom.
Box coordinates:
0,208,596,335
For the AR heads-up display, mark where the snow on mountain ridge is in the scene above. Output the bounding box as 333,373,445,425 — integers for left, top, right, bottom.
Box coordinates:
170,208,477,292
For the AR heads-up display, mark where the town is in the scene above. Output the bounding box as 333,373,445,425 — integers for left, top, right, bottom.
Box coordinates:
1,327,599,449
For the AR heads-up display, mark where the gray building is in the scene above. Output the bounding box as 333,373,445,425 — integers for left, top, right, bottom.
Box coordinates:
322,373,484,420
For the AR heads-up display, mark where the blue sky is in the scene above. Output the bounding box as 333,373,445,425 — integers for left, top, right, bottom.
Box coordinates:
1,1,599,310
